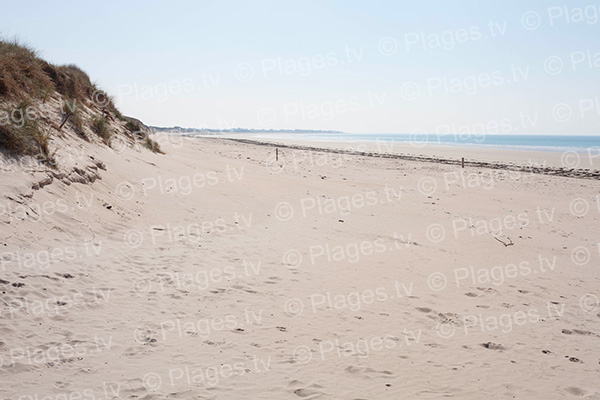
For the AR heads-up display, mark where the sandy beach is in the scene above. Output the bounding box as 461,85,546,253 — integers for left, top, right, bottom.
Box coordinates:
3,1,600,397
207,133,600,170
2,135,599,399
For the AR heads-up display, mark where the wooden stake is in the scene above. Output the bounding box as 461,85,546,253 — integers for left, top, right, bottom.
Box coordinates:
58,113,72,130
276,148,279,161
461,157,464,168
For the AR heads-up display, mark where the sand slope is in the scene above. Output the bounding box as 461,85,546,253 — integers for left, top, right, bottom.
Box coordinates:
1,137,599,399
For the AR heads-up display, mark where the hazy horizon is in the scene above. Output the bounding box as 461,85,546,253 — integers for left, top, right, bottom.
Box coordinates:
1,0,599,134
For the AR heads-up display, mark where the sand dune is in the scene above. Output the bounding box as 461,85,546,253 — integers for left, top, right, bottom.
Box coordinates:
1,136,599,399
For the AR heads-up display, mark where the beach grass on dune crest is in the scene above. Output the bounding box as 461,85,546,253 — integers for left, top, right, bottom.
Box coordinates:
0,37,162,161
0,39,53,99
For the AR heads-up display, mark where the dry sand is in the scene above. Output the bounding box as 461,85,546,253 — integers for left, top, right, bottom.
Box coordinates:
1,135,599,399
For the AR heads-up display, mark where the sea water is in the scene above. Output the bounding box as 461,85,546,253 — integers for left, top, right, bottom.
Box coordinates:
254,133,600,153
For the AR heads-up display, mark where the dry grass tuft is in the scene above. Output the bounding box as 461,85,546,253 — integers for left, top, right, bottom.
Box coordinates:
144,137,164,154
91,115,112,144
44,63,94,105
0,102,55,164
0,39,54,99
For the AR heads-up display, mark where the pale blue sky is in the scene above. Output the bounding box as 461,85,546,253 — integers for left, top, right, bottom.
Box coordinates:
2,0,599,133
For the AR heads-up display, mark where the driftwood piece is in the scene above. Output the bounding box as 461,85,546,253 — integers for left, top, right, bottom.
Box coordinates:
494,236,514,247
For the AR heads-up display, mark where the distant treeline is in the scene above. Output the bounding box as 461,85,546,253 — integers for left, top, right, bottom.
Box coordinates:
150,126,343,134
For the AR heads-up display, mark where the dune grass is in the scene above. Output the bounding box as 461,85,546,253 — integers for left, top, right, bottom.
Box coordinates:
91,116,112,144
0,38,159,161
0,39,54,99
144,137,164,154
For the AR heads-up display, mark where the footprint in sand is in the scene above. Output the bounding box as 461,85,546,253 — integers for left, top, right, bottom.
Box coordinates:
287,381,326,398
293,386,326,398
477,287,499,295
481,342,505,351
565,356,583,363
571,329,597,336
363,367,394,378
564,387,587,396
344,365,362,374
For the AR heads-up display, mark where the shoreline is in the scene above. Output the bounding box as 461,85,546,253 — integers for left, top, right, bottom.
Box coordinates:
211,137,600,180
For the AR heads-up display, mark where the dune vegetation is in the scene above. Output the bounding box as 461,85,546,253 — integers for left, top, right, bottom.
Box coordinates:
0,39,162,164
